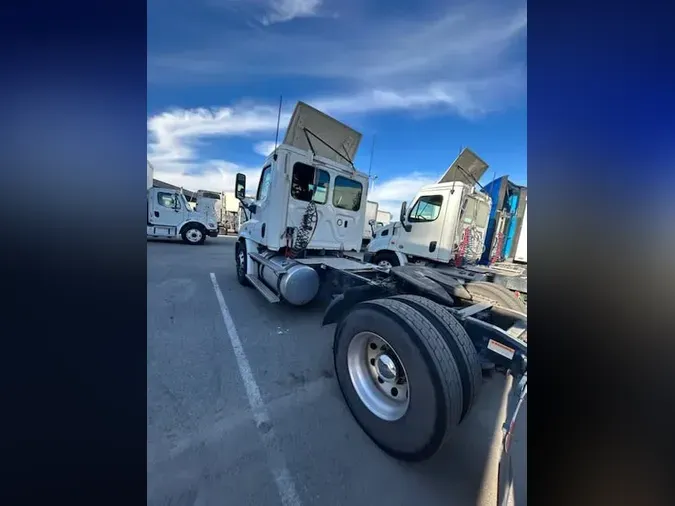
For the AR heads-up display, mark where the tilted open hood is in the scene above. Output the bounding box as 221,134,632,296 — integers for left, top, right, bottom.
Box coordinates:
283,101,362,166
437,148,490,186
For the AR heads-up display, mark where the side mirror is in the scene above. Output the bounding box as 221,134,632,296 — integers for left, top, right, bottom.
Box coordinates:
235,173,246,200
399,201,412,232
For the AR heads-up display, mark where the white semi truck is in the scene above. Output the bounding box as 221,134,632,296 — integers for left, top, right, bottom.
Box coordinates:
146,161,219,244
365,150,528,297
231,102,527,476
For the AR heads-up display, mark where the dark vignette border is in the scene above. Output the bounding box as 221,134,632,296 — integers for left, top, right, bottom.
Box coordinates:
1,1,147,504
529,0,674,504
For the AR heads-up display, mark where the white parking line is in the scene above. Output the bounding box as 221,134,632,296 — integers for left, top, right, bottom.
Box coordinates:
210,273,302,506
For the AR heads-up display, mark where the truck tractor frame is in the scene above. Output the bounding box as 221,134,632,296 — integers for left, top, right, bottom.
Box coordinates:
231,102,527,497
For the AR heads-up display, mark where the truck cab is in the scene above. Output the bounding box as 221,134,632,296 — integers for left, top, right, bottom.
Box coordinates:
237,102,369,255
366,148,492,267
146,186,219,244
233,101,370,305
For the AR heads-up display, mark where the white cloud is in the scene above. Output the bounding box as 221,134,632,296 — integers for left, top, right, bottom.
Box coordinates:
253,140,278,157
146,88,499,195
368,173,439,217
146,1,527,194
147,105,291,192
261,0,324,25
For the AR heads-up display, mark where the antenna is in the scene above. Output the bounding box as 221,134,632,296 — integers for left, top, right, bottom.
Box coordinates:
451,145,461,195
368,135,376,177
273,95,282,161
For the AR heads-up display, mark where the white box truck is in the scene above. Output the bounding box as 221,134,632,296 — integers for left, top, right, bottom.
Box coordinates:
146,161,219,245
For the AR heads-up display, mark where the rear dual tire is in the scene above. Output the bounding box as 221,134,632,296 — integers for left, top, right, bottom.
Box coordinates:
464,281,527,314
333,296,481,462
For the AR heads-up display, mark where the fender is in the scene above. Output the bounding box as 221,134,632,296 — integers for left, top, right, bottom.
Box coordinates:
322,284,393,326
179,220,207,235
392,250,408,266
367,224,408,266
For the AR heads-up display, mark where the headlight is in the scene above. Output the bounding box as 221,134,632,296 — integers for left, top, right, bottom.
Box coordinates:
207,222,216,229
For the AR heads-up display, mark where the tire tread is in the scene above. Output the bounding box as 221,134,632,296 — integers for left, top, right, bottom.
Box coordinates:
391,295,482,421
362,298,464,433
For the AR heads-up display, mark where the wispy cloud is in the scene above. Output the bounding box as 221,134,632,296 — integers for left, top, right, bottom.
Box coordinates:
147,105,289,191
150,2,526,94
253,140,278,157
261,0,324,25
146,76,521,193
369,173,439,216
147,1,526,195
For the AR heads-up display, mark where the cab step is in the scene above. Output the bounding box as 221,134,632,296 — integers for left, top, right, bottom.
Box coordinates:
245,274,280,303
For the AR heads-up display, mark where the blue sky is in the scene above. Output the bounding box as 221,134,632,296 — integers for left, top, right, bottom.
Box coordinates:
147,0,527,214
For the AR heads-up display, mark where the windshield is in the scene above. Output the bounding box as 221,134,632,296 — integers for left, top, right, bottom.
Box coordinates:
180,194,192,210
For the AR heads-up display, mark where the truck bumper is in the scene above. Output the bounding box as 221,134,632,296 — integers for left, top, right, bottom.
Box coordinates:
363,251,375,264
207,229,219,238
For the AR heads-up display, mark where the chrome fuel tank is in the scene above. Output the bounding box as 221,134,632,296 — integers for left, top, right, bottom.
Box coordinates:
259,254,320,306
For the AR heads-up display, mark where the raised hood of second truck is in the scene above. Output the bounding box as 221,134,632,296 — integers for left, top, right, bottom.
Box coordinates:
437,148,490,186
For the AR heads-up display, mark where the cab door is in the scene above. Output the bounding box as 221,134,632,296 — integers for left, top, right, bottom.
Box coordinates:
150,190,185,227
397,192,448,260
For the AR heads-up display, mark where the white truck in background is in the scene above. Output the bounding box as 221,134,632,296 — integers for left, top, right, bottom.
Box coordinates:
513,202,527,263
375,209,392,229
362,200,379,247
365,148,528,297
146,161,219,245
192,190,242,235
218,192,243,234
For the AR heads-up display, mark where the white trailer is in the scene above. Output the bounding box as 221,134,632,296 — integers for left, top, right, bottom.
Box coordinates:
513,202,527,263
231,102,527,475
375,209,392,229
146,161,218,245
217,192,242,234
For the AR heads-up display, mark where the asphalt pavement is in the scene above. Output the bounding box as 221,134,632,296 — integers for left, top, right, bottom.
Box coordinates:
147,236,527,506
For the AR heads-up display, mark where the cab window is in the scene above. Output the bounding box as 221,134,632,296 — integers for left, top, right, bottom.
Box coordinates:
257,165,273,200
333,176,363,212
158,192,180,209
408,195,443,222
461,197,490,227
291,162,329,204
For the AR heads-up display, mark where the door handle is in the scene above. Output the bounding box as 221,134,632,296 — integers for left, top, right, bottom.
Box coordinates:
154,211,159,217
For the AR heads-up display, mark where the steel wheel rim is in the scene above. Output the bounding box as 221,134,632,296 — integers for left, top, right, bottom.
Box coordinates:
187,229,202,242
347,331,410,421
378,260,392,269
